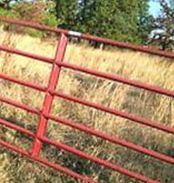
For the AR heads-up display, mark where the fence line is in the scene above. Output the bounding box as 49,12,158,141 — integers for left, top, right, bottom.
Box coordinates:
0,16,174,183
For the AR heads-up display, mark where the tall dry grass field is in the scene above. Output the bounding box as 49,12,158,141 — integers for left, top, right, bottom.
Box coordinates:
0,29,174,183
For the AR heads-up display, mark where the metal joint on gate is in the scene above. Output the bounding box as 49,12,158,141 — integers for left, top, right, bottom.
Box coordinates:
68,31,82,37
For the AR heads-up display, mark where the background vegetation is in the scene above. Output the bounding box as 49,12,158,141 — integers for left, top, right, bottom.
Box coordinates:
0,0,174,183
0,0,174,49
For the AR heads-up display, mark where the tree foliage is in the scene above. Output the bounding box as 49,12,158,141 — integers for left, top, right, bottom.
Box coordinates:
0,0,58,38
54,0,151,44
0,0,58,26
0,0,16,9
54,0,78,29
0,0,154,45
149,0,174,50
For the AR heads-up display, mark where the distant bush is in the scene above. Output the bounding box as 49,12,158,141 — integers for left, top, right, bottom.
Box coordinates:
0,7,18,19
0,0,58,38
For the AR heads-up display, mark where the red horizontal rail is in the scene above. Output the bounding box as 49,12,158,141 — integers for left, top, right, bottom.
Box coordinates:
0,45,53,64
0,17,173,182
46,114,174,165
53,91,174,134
42,137,159,183
0,72,173,136
0,117,34,137
1,90,174,165
81,34,174,60
0,138,30,155
35,157,96,183
0,73,46,92
0,16,69,35
1,70,173,136
59,62,174,98
1,16,174,60
0,139,95,183
0,95,40,115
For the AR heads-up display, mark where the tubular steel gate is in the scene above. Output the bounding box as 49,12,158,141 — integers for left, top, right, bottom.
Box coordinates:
0,17,174,183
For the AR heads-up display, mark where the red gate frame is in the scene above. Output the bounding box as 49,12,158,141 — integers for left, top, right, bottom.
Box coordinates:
0,16,174,183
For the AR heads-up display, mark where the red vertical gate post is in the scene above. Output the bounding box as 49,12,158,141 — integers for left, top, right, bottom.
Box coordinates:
32,33,68,157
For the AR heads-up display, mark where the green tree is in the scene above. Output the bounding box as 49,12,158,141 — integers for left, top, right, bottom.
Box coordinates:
137,0,154,44
76,0,96,32
149,0,174,50
77,0,151,44
0,0,58,38
54,0,78,29
0,0,152,44
13,0,58,27
0,0,20,9
0,0,20,20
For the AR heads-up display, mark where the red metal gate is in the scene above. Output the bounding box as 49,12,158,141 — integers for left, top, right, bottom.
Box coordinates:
0,17,174,183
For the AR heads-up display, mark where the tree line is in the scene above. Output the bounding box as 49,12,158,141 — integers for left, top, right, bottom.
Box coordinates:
0,0,174,50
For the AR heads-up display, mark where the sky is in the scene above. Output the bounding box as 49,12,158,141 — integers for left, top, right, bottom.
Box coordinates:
149,1,162,17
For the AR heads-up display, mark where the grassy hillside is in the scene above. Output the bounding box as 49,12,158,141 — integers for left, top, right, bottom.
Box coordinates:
0,30,174,183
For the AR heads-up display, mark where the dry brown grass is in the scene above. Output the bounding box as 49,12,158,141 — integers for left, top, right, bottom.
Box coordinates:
0,30,174,183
